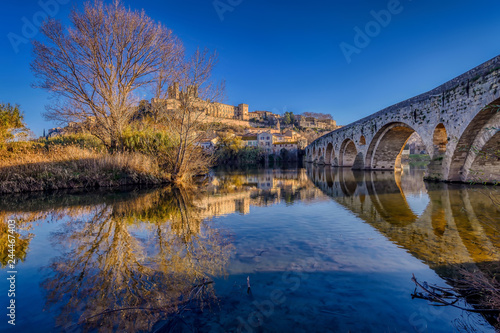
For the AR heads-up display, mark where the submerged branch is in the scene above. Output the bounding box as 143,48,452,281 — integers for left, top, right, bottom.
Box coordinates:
78,280,214,324
411,274,500,314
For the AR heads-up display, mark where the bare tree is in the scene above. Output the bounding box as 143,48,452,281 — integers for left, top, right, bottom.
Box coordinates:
31,0,183,151
152,48,225,184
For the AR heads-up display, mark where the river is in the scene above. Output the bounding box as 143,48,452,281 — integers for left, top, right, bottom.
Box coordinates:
0,166,499,332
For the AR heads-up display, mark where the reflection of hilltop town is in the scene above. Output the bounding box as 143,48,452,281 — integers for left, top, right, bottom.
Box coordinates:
195,169,327,218
0,170,328,331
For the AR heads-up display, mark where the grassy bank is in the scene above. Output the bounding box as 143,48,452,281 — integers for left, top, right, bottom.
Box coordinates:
407,154,431,168
0,139,169,194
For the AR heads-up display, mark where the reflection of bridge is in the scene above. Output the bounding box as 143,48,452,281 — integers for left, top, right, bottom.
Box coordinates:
307,166,500,273
306,56,500,183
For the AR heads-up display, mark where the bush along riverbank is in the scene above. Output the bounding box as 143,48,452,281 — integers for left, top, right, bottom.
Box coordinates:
406,154,431,168
213,134,302,167
0,130,303,194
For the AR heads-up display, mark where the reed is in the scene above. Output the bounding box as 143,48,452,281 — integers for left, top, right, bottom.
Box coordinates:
0,143,167,194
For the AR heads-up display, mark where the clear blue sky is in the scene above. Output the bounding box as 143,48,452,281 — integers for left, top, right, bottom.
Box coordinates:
1,0,500,136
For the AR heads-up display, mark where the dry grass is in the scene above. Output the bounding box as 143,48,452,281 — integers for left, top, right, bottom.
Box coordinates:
0,143,168,194
458,265,500,328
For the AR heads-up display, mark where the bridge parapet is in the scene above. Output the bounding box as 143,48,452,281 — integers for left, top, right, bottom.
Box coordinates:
307,56,500,183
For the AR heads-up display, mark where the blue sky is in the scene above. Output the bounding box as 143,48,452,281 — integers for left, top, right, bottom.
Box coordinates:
1,0,500,136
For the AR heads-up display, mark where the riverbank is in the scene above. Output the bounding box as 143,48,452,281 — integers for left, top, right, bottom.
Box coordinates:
405,154,431,168
0,142,168,194
0,133,271,194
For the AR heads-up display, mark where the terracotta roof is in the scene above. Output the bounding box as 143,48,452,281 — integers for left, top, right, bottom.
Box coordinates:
273,142,298,145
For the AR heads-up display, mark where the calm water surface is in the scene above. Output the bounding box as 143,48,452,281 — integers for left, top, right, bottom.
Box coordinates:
0,166,499,332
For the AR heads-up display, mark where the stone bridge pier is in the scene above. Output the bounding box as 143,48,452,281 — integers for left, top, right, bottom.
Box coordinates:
306,56,500,183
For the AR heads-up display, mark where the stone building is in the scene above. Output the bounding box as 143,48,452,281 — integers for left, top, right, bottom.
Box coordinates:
197,137,219,151
257,132,274,153
244,131,304,155
295,115,338,130
248,111,274,121
46,127,64,138
235,104,249,121
272,142,299,158
406,132,428,154
159,83,249,121
241,135,258,147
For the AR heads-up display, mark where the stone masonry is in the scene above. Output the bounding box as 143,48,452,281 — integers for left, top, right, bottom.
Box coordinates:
306,55,500,183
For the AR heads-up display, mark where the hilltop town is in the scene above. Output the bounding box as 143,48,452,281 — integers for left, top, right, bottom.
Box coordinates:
45,83,341,161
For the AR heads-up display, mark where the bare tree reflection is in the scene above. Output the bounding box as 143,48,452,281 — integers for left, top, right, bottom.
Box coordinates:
41,186,232,332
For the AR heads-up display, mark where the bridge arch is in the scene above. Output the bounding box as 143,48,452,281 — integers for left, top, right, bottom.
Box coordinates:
365,171,418,226
448,99,500,183
325,143,335,165
433,123,448,156
318,147,325,165
306,56,500,183
365,122,418,170
325,168,333,188
312,146,317,163
339,139,357,167
339,168,358,196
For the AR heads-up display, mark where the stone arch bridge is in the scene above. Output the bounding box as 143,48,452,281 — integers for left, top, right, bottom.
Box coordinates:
306,56,500,183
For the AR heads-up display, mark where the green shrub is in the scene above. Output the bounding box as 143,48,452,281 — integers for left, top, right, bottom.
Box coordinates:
122,128,173,155
40,133,105,152
0,103,27,148
215,143,265,166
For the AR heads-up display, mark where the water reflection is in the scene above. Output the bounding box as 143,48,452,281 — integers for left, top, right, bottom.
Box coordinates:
203,169,326,214
0,170,324,332
308,165,500,329
1,167,499,332
0,219,31,268
2,187,234,332
307,166,500,271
